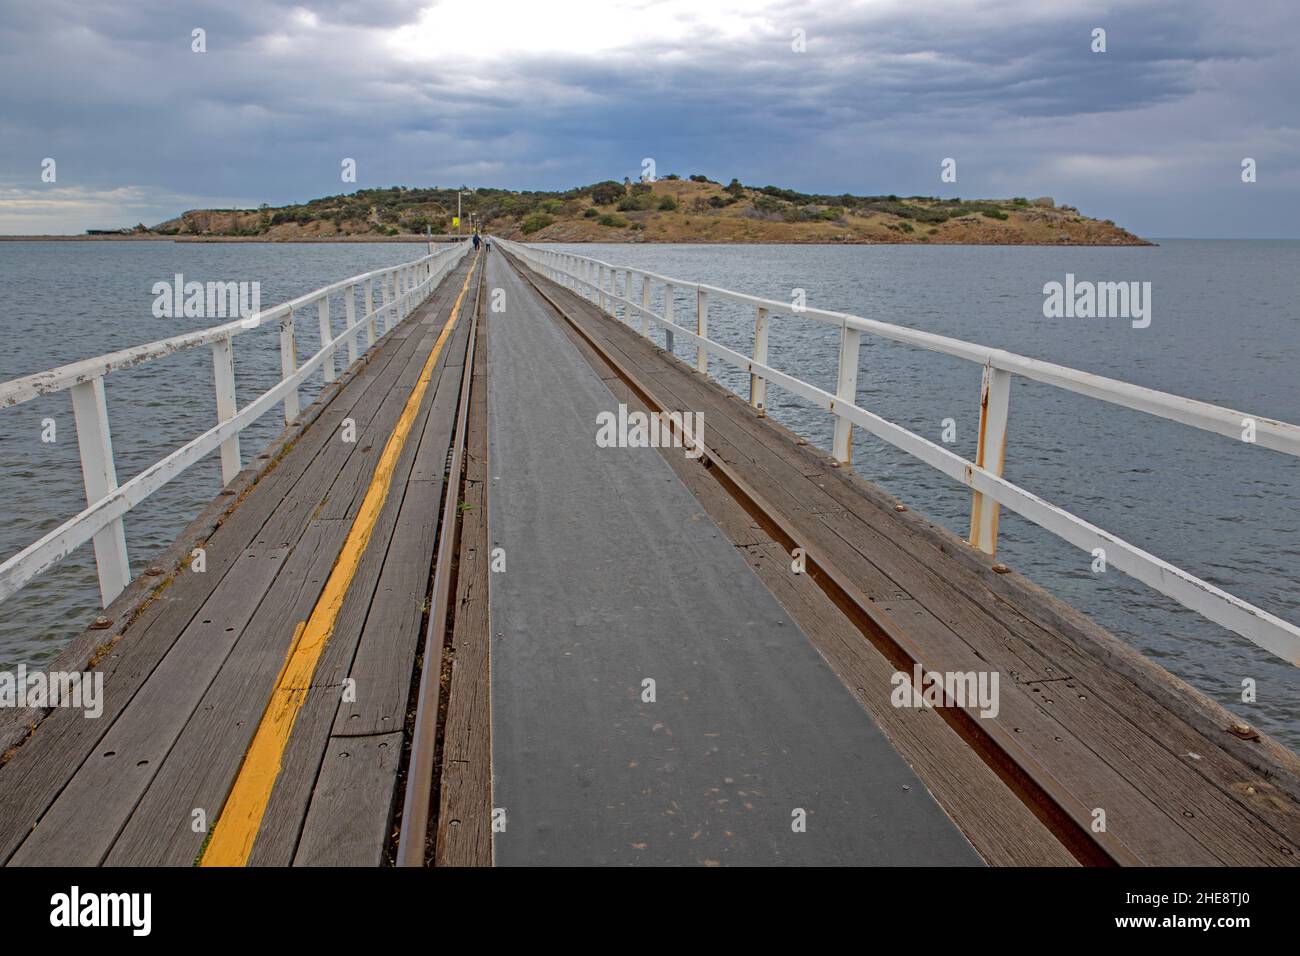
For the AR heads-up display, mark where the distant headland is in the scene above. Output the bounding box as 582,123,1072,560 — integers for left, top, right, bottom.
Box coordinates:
7,176,1150,245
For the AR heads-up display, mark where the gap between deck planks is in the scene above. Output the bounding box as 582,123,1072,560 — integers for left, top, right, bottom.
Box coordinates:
506,251,1300,867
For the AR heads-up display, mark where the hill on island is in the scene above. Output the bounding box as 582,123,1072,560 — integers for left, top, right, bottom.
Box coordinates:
149,175,1148,245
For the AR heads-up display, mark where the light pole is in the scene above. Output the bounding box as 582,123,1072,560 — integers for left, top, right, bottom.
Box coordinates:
457,190,470,238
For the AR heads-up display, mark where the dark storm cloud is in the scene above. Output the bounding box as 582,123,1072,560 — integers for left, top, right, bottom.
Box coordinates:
0,0,1296,236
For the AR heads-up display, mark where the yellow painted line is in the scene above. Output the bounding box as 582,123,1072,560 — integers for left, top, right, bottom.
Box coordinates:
200,253,479,866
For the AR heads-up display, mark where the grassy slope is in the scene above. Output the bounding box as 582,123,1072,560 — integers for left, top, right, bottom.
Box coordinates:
150,178,1148,245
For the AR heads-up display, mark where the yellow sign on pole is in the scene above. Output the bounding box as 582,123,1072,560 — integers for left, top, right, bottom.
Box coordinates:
452,216,460,227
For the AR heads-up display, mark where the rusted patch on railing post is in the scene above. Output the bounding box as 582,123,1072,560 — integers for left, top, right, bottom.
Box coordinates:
970,363,1012,555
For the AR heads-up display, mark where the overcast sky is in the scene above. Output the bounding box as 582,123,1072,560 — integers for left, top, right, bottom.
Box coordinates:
1,0,1295,236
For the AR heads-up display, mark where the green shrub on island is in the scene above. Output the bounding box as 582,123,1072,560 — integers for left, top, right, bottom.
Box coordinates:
521,213,555,234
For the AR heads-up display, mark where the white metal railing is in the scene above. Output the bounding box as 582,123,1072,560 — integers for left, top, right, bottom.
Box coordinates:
498,237,1300,667
0,241,470,608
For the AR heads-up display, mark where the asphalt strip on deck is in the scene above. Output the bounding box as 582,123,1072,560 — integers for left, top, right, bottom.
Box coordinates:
485,251,981,866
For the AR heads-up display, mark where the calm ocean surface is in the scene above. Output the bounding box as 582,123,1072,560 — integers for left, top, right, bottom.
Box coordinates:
1,239,1297,749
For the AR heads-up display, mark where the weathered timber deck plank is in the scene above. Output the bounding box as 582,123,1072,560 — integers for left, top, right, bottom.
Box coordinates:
8,547,290,865
0,272,455,865
250,289,472,865
292,732,405,866
102,266,473,866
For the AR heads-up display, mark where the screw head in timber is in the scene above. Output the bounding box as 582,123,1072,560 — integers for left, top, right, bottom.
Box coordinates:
89,616,113,630
992,563,1010,574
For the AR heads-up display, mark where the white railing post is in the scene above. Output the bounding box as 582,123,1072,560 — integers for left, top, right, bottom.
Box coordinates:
751,305,769,413
969,365,1013,554
280,311,300,424
831,324,862,466
318,298,335,384
381,274,393,333
364,277,376,347
344,285,359,367
695,289,710,375
664,283,675,353
69,378,130,606
600,265,608,312
640,274,651,338
211,335,241,485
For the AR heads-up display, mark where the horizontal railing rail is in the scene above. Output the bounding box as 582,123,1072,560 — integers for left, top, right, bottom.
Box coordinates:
497,237,1300,666
0,241,470,608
